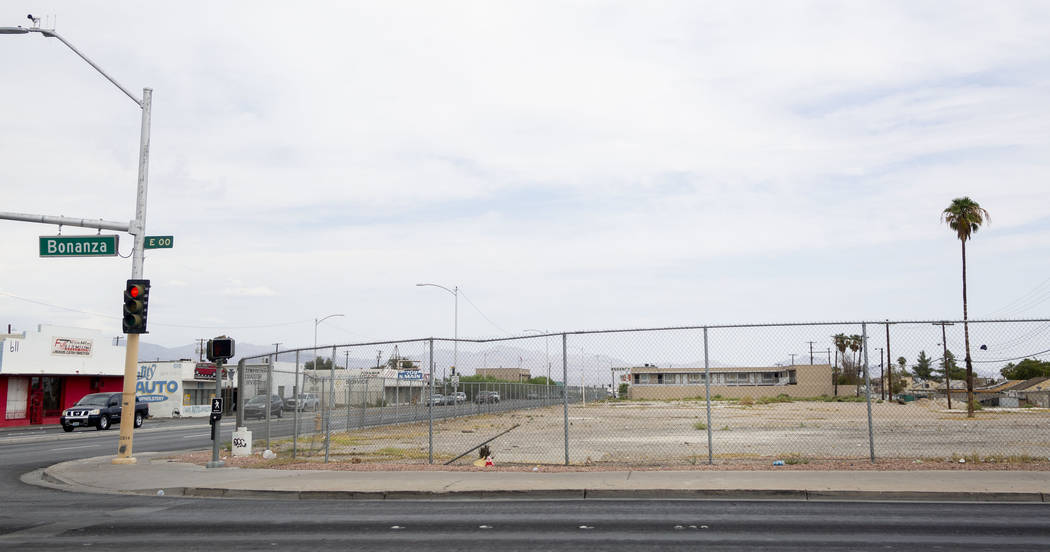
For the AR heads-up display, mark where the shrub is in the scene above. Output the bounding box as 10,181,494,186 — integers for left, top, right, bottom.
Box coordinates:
738,396,754,406
693,421,707,431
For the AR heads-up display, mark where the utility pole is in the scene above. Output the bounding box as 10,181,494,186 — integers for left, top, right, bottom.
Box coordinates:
933,322,955,409
789,353,796,366
806,341,816,365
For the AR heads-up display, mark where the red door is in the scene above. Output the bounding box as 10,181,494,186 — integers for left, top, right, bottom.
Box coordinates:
28,391,44,424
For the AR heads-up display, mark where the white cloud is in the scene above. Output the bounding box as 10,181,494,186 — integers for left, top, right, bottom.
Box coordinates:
1,1,1048,362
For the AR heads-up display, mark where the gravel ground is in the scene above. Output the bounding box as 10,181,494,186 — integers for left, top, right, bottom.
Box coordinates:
171,398,1050,470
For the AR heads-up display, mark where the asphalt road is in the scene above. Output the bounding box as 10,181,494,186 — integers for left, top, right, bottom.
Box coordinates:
3,419,1050,551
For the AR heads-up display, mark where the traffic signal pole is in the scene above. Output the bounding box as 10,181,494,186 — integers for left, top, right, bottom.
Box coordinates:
113,88,151,465
0,23,152,466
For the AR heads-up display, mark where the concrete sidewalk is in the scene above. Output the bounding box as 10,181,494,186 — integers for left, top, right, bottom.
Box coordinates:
30,453,1050,502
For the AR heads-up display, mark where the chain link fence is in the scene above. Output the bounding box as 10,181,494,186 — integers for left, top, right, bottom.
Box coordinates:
232,319,1050,467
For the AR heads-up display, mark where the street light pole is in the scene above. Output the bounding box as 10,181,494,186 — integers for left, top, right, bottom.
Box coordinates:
416,283,458,383
313,314,345,369
1,22,154,466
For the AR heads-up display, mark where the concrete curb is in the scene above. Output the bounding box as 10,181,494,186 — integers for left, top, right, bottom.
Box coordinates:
109,485,1049,503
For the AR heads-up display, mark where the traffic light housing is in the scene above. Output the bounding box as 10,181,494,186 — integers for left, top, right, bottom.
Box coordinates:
207,336,235,362
122,279,150,334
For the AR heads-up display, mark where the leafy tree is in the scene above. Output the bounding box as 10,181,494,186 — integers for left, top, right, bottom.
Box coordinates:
938,350,966,382
1000,358,1050,380
304,357,334,370
912,351,937,381
527,376,554,385
943,196,990,417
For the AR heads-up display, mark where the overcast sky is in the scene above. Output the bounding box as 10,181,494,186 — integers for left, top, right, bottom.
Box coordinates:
2,2,1049,368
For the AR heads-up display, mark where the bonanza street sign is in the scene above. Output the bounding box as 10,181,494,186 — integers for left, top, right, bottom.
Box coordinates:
39,235,118,257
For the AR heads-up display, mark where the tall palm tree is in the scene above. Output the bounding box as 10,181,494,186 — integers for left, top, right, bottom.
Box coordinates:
942,197,990,418
848,334,862,396
832,333,848,396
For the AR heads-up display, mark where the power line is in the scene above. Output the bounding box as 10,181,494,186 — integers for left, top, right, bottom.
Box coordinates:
457,288,509,336
984,274,1050,317
970,348,1050,364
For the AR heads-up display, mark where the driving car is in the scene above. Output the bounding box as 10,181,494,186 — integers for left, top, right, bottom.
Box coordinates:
286,393,320,411
474,391,500,404
243,394,284,419
60,392,149,432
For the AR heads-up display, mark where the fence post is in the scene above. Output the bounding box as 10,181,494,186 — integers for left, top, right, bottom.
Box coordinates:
862,323,876,463
428,339,435,464
563,333,569,466
704,327,713,465
346,374,352,431
293,351,299,459
266,353,273,451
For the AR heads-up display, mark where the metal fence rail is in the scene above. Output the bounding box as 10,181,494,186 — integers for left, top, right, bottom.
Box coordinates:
229,319,1050,466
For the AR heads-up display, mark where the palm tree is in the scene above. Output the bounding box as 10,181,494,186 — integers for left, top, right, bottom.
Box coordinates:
848,334,863,396
942,197,990,418
832,333,848,396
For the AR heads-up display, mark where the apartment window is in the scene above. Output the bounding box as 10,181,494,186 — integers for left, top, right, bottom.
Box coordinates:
760,372,777,384
688,373,704,384
725,373,749,384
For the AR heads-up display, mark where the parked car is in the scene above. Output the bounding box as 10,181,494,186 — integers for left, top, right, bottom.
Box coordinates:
60,392,149,432
244,394,284,420
454,392,467,403
426,394,448,406
474,391,500,404
286,393,320,411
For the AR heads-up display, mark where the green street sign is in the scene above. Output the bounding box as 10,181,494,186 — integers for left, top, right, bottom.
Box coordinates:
39,235,119,257
144,235,174,249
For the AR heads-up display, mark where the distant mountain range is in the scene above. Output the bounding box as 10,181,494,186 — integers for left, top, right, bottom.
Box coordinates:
138,341,279,364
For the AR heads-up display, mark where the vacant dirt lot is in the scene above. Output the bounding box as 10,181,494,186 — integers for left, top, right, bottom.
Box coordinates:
234,399,1050,467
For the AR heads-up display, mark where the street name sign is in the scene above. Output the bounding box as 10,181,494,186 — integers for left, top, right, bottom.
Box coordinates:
39,235,118,257
144,235,174,249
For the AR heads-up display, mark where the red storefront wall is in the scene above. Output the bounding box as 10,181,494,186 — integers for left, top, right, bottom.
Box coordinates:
0,375,124,427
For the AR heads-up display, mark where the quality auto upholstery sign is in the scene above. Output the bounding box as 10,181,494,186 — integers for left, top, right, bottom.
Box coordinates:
136,363,183,416
52,337,92,356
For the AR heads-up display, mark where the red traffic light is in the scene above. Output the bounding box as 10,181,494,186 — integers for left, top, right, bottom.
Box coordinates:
129,285,141,298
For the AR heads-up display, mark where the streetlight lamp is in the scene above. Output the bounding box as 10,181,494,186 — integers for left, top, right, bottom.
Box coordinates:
313,314,345,368
416,283,458,382
2,18,154,466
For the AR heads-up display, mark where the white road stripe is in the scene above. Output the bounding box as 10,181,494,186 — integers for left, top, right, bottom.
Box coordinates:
181,433,211,438
50,444,105,451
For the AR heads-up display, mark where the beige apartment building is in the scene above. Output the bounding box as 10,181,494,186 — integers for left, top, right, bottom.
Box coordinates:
627,364,842,400
475,368,532,382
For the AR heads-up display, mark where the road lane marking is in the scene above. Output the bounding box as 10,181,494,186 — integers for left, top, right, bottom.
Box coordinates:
181,433,211,438
51,444,106,451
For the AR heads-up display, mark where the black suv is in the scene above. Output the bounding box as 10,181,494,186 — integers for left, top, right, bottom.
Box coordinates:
60,392,149,432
